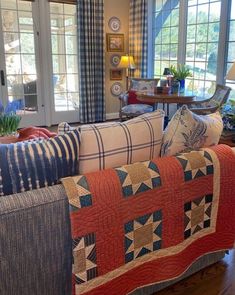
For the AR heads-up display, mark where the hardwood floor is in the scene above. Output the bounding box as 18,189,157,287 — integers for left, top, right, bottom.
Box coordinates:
153,250,235,295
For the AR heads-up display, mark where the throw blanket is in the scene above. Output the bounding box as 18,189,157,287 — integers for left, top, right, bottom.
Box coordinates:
62,145,235,295
18,127,57,141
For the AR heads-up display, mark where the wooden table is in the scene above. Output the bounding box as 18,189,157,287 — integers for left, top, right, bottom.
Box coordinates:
136,91,196,116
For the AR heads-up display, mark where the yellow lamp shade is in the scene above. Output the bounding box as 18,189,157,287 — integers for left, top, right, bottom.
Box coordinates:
227,62,235,81
118,55,136,69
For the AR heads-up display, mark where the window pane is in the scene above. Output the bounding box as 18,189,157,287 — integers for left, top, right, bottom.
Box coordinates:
20,33,35,53
2,10,18,32
227,42,235,62
197,4,209,24
209,2,221,22
4,32,20,53
229,21,235,42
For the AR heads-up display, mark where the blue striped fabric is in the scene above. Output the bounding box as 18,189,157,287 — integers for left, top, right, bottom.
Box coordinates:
0,130,80,197
77,0,105,123
129,0,148,78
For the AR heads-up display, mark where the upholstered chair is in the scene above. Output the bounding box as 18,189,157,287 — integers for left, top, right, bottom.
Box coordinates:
189,84,231,115
118,78,159,121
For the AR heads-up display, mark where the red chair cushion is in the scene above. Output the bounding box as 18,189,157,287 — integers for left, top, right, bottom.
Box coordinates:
128,90,155,106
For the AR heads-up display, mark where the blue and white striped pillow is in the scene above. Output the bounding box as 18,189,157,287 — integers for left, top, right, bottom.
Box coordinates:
0,129,80,196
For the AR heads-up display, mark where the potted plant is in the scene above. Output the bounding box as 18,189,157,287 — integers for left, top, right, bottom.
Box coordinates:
0,100,21,141
170,64,192,92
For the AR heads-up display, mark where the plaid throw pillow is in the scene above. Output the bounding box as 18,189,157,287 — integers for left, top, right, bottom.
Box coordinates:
57,111,165,173
0,129,80,196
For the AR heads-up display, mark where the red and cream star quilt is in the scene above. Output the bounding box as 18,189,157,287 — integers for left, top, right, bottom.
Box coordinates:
62,144,235,295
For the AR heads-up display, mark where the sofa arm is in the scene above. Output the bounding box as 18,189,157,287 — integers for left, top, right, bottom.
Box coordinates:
0,185,72,295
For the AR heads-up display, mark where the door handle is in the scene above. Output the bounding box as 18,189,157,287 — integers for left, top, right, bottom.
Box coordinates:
0,70,5,86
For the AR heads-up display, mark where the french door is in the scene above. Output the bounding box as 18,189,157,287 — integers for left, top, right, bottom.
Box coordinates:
0,0,79,127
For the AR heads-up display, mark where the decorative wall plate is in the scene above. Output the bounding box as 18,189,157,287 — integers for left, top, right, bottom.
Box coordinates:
110,54,121,67
110,82,123,96
108,17,121,32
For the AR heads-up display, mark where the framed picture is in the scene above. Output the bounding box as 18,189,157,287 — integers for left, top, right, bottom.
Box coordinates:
110,69,122,80
106,34,124,52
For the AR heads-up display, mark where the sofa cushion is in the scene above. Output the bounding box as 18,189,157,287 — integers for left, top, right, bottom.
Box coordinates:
0,129,80,196
58,110,165,173
161,105,223,157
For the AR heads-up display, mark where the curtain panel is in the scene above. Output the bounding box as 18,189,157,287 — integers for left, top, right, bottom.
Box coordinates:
77,0,105,123
129,0,148,78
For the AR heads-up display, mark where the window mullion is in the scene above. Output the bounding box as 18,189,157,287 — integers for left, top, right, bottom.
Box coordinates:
177,0,188,65
216,0,230,84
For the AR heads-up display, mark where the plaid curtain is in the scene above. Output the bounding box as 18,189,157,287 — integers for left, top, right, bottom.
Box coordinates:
77,0,105,123
129,0,148,78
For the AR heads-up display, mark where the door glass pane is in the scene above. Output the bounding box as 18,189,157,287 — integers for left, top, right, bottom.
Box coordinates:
0,0,38,113
50,3,79,112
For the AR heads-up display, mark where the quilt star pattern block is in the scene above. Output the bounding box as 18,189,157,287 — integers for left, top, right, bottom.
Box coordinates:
62,175,92,212
176,150,214,181
73,233,98,285
115,161,162,198
124,210,162,263
184,194,213,239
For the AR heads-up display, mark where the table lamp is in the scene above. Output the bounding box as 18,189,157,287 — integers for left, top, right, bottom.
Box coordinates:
118,55,136,90
163,68,171,76
226,62,235,81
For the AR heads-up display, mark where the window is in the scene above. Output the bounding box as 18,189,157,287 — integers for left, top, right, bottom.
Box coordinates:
151,0,234,97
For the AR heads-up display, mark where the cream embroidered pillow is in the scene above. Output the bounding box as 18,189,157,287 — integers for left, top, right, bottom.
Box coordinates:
161,105,223,157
